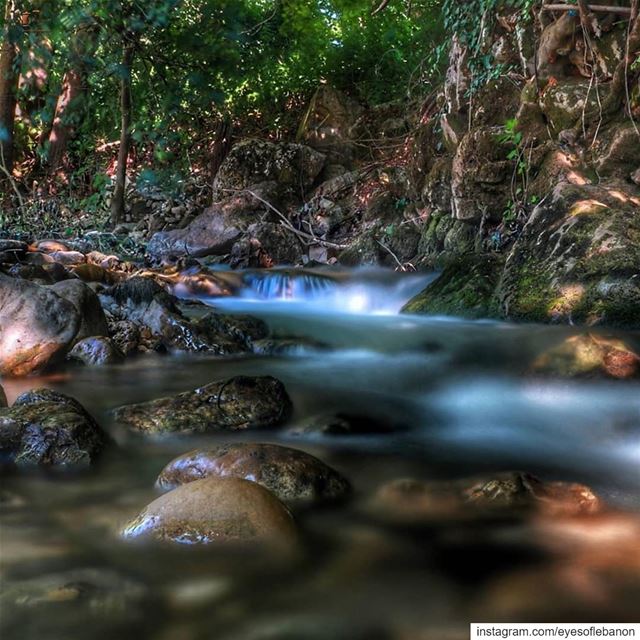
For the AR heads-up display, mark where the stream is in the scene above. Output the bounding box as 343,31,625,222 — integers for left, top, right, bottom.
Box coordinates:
1,267,640,639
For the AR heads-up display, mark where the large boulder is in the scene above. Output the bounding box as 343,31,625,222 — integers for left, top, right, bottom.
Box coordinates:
499,180,640,327
156,443,351,503
113,376,292,435
121,477,297,546
0,275,80,376
212,139,325,201
0,389,107,468
50,279,109,342
147,182,280,261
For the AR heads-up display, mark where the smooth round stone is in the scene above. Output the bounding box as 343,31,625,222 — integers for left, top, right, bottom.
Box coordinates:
156,443,351,503
122,477,297,546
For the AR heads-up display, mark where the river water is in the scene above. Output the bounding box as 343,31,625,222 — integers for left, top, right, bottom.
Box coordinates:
1,268,639,639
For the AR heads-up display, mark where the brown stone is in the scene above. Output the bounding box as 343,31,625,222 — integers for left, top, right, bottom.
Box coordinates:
121,477,297,546
156,443,351,503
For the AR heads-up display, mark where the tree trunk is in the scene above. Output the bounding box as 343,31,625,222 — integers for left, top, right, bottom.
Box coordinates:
110,41,135,226
0,0,20,175
46,25,97,172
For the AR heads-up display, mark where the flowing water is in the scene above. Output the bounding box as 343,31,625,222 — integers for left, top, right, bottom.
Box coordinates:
1,267,640,639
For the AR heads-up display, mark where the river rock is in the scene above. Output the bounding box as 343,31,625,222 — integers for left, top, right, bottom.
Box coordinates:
370,472,602,522
156,443,351,503
121,477,297,545
49,250,86,265
67,336,125,366
531,334,640,379
0,388,107,468
0,274,80,376
113,376,292,434
50,279,109,342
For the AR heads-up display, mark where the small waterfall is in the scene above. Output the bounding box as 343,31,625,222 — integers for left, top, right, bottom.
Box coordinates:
241,270,338,300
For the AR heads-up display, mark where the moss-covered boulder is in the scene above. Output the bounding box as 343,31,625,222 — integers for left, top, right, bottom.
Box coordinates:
402,255,502,318
113,376,292,435
499,180,640,327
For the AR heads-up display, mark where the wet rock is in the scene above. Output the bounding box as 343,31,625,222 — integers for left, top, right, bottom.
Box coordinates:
67,337,125,366
121,477,297,545
51,279,109,342
196,312,269,351
72,263,111,284
107,319,142,356
461,471,602,516
0,388,107,468
7,263,52,283
370,472,602,522
113,376,292,435
0,274,80,376
252,337,327,356
156,443,351,503
531,333,640,379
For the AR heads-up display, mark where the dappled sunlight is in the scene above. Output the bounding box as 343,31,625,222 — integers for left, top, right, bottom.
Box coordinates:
569,199,609,216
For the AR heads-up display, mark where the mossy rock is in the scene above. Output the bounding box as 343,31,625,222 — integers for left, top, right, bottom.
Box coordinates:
402,255,502,318
499,180,640,327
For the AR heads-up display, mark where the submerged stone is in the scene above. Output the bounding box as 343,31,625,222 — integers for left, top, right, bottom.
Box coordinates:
0,389,107,468
122,476,297,545
113,376,292,434
370,472,602,522
531,334,640,379
156,443,351,503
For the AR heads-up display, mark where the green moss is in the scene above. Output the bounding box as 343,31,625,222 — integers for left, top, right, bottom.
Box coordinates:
402,255,502,318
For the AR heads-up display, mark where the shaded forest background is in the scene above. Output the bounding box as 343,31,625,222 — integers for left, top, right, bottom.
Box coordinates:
0,0,445,227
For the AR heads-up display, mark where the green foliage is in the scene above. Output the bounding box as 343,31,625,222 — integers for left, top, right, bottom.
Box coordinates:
440,0,536,95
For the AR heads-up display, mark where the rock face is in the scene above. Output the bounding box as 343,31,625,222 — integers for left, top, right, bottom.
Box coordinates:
113,376,292,435
499,181,640,326
156,443,351,503
0,275,80,376
121,477,297,545
0,389,107,468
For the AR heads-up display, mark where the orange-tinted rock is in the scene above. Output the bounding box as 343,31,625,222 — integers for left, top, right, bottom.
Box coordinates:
0,275,80,377
532,334,640,379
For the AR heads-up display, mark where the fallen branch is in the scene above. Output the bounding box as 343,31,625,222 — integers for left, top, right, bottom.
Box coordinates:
541,4,632,15
225,188,350,250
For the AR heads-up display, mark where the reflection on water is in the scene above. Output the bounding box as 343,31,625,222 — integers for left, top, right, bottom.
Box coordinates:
1,267,640,638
